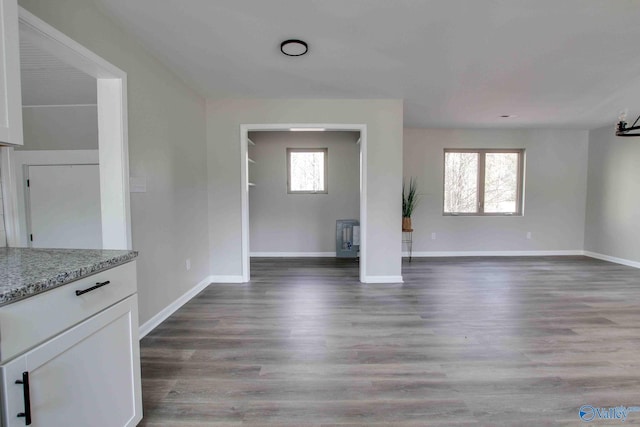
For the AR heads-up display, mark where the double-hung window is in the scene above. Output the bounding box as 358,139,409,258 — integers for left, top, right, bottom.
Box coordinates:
287,148,328,193
443,149,524,215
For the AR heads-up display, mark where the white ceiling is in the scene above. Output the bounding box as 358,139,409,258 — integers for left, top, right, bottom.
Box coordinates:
20,30,97,106
93,0,640,129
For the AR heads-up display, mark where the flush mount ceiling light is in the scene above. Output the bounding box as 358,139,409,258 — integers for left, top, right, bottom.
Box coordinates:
615,110,640,137
280,39,308,57
290,127,325,132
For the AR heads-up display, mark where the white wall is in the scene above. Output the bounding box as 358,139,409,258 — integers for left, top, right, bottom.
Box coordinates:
19,0,210,325
403,128,588,254
207,99,403,282
18,105,98,151
248,131,359,254
584,125,640,264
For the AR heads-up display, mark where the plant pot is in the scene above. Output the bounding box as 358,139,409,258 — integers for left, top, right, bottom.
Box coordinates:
402,217,412,231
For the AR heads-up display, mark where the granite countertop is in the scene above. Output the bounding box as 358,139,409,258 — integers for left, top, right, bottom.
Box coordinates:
0,248,138,307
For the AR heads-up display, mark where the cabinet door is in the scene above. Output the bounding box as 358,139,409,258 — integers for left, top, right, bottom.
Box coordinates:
1,295,142,427
0,0,23,146
0,355,27,426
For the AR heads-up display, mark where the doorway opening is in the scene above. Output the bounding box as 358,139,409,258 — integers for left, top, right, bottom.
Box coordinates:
240,124,367,283
1,7,131,250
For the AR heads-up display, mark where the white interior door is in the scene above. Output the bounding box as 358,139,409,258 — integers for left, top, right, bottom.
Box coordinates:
26,164,102,249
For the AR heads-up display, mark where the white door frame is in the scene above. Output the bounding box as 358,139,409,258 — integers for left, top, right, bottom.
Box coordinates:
0,7,132,249
240,124,367,283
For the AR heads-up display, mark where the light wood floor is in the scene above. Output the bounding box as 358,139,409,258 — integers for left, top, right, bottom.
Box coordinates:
138,256,640,426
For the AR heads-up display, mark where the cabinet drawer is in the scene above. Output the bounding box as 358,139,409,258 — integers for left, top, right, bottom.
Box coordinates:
0,261,136,363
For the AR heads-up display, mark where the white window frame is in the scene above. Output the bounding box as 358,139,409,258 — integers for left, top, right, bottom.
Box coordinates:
443,148,525,216
286,147,328,194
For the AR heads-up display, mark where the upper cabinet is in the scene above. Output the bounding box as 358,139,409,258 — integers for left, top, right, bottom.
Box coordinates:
0,0,23,146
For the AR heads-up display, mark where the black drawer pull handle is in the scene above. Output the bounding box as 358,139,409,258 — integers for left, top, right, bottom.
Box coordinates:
75,280,111,296
15,371,31,425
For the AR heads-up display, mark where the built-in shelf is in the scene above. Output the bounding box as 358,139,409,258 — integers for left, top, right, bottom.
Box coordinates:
248,140,256,186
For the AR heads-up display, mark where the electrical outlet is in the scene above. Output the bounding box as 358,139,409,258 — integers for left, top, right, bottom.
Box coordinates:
431,232,437,240
526,232,532,240
185,258,191,271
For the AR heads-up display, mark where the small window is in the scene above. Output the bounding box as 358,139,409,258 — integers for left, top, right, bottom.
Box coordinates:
444,149,524,215
287,148,328,193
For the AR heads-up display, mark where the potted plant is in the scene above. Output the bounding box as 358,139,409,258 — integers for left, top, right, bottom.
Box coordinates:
402,177,418,230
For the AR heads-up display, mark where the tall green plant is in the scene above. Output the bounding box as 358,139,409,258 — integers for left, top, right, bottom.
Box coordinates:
402,177,418,218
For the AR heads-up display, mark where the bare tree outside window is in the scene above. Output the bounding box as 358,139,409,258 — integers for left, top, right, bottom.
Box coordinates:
444,152,478,213
287,148,328,193
444,149,524,215
484,153,518,213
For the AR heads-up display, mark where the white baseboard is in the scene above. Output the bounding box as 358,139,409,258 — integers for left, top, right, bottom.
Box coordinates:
403,250,584,257
250,252,336,257
209,275,245,283
363,275,404,283
584,251,640,269
139,275,212,338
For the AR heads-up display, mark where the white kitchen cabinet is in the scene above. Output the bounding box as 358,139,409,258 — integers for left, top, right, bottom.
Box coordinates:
0,258,142,427
0,0,23,146
0,295,142,427
0,261,138,363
